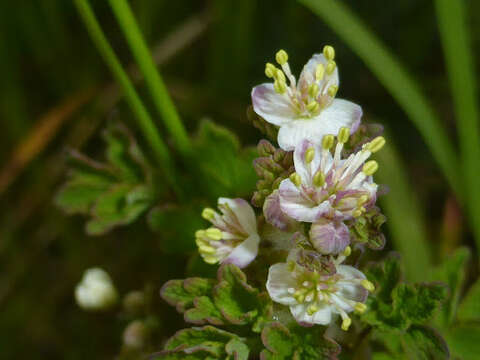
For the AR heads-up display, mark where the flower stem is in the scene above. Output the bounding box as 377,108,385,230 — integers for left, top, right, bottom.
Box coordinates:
73,0,180,196
108,0,191,156
435,0,480,250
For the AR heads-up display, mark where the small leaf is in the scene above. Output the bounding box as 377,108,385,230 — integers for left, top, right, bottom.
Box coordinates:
184,296,224,325
161,278,215,313
366,253,403,303
404,325,449,360
213,264,260,325
457,278,480,322
225,339,249,360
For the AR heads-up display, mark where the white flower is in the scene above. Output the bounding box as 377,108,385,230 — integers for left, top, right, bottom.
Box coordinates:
279,129,385,223
75,268,118,311
251,47,362,151
196,198,260,268
266,249,374,329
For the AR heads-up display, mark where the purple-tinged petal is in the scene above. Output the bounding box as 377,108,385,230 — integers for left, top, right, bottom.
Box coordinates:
224,234,260,268
298,54,339,94
263,191,298,232
309,220,350,255
251,84,296,126
218,197,257,235
292,139,322,185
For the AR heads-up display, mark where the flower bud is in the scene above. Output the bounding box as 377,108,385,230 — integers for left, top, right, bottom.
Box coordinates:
75,268,118,311
123,320,148,349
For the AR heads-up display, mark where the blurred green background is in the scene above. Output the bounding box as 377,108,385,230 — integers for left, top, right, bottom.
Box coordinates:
0,0,479,358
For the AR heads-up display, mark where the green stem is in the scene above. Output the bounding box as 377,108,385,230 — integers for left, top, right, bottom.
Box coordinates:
434,0,480,249
74,0,179,194
108,0,191,156
298,0,462,201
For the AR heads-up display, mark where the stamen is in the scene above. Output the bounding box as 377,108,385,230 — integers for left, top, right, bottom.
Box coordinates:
341,316,352,331
313,171,325,187
315,63,325,80
322,134,335,150
265,63,276,78
361,279,375,292
354,302,367,314
323,45,335,61
342,246,352,257
206,228,222,240
275,49,289,65
289,172,302,186
363,160,379,176
305,147,315,164
195,230,206,238
326,60,336,75
274,80,287,94
366,136,386,153
275,68,286,82
337,127,350,144
307,304,318,315
357,195,369,205
306,101,320,113
327,84,338,97
308,83,320,98
203,255,218,264
302,281,311,288
199,245,216,254
201,208,216,221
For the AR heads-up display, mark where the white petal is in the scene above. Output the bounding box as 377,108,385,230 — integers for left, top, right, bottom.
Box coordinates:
263,191,298,232
290,303,333,325
336,265,368,303
277,99,362,151
279,179,331,222
224,233,260,268
337,264,366,280
293,139,322,185
218,198,257,235
266,263,298,305
251,83,296,126
298,54,339,93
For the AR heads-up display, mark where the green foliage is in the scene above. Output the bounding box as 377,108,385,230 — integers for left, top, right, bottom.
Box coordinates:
457,278,480,322
55,123,156,235
363,254,449,359
445,324,480,360
191,119,257,199
148,205,204,253
161,264,271,331
259,323,340,360
153,326,249,360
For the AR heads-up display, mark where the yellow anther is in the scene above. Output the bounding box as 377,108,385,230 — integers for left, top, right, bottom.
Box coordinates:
313,171,325,187
327,85,338,98
206,228,222,241
341,317,352,331
199,245,216,254
322,134,335,150
361,279,375,292
275,69,286,82
363,160,379,176
305,147,315,164
294,291,305,303
326,60,336,75
353,209,362,218
342,246,352,257
203,255,218,264
195,229,206,238
357,195,369,205
265,62,276,78
202,208,216,221
289,172,302,186
366,136,386,153
275,49,289,65
309,83,320,98
274,80,287,94
354,302,367,314
323,45,335,61
307,304,319,315
306,101,320,113
315,63,325,80
337,127,350,144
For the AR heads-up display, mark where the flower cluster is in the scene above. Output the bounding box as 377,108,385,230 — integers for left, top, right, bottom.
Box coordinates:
194,47,384,331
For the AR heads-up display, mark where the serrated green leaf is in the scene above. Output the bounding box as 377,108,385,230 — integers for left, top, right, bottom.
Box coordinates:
404,325,449,360
148,205,203,253
457,278,480,322
213,264,260,325
55,178,111,215
429,247,470,326
260,323,340,360
192,119,257,198
154,326,246,360
366,254,403,303
161,278,215,313
184,296,224,325
445,324,480,360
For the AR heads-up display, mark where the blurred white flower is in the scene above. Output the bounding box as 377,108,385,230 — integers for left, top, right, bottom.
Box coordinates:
251,47,362,151
196,198,260,268
266,249,374,329
75,268,118,311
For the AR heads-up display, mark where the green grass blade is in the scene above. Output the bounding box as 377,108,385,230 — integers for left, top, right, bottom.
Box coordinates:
108,0,191,156
434,0,480,249
298,0,461,200
376,136,432,281
73,0,177,190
